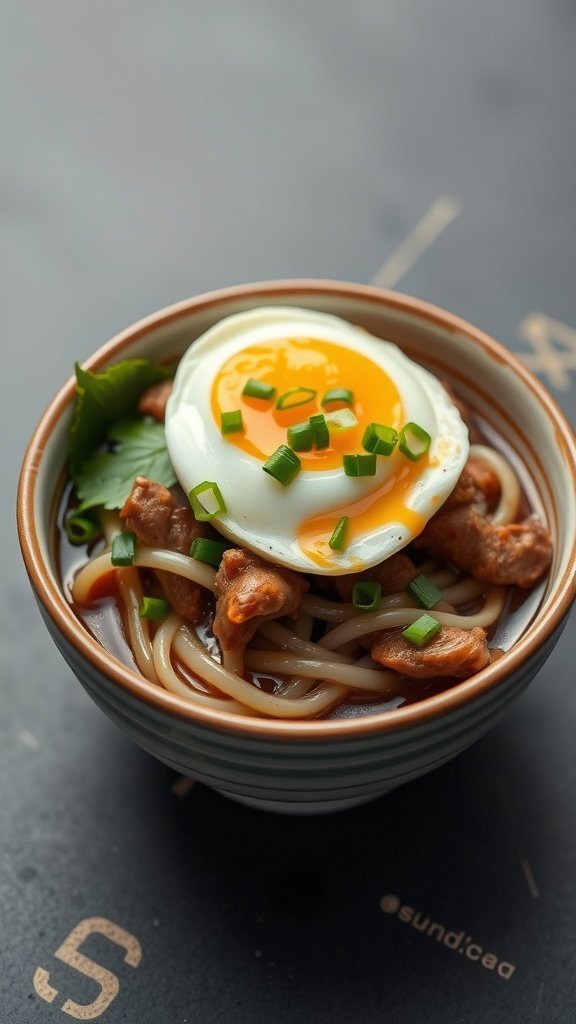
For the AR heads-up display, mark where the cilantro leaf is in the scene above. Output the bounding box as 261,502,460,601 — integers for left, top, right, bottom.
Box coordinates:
75,418,177,512
69,359,172,480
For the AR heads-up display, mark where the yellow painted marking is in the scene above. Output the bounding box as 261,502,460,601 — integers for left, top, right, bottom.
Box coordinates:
517,312,576,391
33,917,142,1019
371,196,461,288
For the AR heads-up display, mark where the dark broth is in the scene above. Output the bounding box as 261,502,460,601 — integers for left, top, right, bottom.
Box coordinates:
57,408,549,720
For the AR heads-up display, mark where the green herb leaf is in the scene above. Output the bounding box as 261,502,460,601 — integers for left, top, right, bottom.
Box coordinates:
69,359,172,480
75,417,176,513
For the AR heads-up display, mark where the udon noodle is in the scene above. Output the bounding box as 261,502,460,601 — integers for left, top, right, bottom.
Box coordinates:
66,441,526,720
62,301,553,721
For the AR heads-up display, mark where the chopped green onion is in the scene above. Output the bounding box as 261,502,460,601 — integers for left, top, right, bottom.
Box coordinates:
402,613,441,647
242,378,276,401
309,413,330,450
220,409,244,435
287,420,314,451
352,580,382,612
321,388,354,407
328,516,349,551
111,531,136,566
190,537,229,567
189,481,227,521
343,453,377,477
325,408,358,433
362,422,398,456
276,386,317,410
262,445,301,487
407,574,443,610
399,422,432,461
65,513,100,545
139,596,170,621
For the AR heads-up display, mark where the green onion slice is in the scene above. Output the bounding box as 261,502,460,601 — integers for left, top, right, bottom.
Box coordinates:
325,408,358,433
402,613,441,647
189,481,227,521
242,378,276,401
309,413,329,450
287,420,314,451
139,596,170,621
406,574,443,610
321,388,354,407
65,513,100,545
328,516,349,551
262,445,301,487
343,453,377,477
220,409,244,435
190,537,229,567
111,531,136,566
398,422,432,461
276,386,317,410
362,422,398,456
352,580,382,612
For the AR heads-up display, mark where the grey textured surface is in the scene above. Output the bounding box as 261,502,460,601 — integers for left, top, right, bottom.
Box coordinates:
2,1,575,1021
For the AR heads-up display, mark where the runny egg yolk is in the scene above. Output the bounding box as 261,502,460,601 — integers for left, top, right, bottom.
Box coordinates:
166,306,469,575
297,460,427,568
211,335,403,472
211,334,426,568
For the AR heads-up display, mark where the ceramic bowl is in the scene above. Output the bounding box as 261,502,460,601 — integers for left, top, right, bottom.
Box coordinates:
17,281,576,813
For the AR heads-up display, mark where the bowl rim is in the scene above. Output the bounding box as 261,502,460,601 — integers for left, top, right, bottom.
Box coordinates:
17,279,576,740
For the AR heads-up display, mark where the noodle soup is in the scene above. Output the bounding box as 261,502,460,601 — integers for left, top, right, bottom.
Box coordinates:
59,307,552,721
19,281,575,811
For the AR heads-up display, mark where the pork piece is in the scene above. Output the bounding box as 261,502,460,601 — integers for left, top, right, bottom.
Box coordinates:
414,466,551,588
120,476,212,622
213,548,308,651
137,379,173,422
333,552,419,603
466,456,501,509
371,625,490,679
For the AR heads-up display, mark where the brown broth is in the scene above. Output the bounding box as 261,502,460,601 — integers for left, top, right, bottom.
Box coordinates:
57,401,550,721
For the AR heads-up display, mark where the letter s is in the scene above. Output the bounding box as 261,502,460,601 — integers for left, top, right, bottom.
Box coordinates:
398,905,414,923
33,917,142,1020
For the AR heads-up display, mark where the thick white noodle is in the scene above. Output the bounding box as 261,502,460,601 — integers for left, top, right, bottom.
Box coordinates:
292,613,314,640
426,567,460,588
469,444,521,525
318,587,507,651
72,547,216,605
172,625,343,718
116,567,159,684
300,594,354,622
258,620,353,663
301,591,422,623
442,577,488,605
70,497,514,718
152,615,251,714
222,648,245,676
244,650,398,692
100,510,121,547
275,677,317,699
134,548,217,590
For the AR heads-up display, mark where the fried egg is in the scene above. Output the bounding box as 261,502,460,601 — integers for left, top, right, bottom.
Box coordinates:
165,306,469,574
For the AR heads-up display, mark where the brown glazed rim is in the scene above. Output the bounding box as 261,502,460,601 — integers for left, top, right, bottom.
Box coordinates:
17,280,576,741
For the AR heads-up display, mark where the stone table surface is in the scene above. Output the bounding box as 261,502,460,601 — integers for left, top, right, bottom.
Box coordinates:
2,2,575,1022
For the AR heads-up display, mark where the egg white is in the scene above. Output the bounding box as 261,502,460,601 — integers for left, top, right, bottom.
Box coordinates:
165,306,469,574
